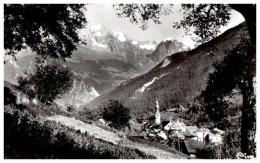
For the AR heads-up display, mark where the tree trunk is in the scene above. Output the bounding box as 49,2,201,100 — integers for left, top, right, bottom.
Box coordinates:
230,4,256,156
240,76,256,156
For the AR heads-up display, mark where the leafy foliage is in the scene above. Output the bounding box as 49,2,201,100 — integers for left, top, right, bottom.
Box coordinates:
4,4,87,58
101,100,131,129
202,37,256,155
113,4,173,30
114,4,231,44
201,38,252,129
17,57,73,104
174,4,231,44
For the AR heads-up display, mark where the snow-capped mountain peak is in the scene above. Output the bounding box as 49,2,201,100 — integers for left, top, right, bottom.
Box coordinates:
89,24,109,34
139,41,158,50
111,31,127,42
164,37,175,42
132,40,138,45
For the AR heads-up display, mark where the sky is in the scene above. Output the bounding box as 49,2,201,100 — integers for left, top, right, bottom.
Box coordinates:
85,4,244,48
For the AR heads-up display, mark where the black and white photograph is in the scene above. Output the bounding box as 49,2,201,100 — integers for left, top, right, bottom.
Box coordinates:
2,0,257,159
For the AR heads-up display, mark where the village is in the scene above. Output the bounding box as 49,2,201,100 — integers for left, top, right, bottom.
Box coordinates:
133,100,225,158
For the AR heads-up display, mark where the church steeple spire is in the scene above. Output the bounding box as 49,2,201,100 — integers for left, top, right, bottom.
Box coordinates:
155,98,161,124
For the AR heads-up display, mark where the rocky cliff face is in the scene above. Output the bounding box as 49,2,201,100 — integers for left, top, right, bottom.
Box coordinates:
78,24,158,68
55,79,100,108
147,39,187,63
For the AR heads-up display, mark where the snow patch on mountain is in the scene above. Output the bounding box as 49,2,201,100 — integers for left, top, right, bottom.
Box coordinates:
90,24,106,33
90,87,100,97
136,73,169,94
95,31,103,37
139,44,156,50
112,31,126,42
132,40,138,45
164,37,175,41
69,79,77,93
9,60,20,69
137,77,158,93
161,58,171,68
91,37,108,48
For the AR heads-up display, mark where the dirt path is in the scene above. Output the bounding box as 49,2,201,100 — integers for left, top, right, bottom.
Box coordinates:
47,115,187,159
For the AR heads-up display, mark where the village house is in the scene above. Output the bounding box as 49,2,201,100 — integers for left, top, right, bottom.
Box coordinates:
205,133,223,145
16,92,30,104
16,92,38,105
196,128,210,142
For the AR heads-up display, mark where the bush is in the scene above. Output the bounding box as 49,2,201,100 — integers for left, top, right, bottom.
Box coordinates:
66,105,75,113
101,100,131,130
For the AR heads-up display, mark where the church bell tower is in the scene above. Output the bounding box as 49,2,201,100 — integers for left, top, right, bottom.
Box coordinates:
155,99,161,125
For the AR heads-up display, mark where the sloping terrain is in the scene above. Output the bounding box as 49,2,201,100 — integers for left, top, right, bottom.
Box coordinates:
47,115,187,159
88,23,248,118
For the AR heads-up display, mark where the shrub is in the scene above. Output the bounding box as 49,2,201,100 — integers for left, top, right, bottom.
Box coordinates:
66,105,75,113
101,100,131,130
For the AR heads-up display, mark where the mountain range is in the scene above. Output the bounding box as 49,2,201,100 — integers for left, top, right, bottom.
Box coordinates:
4,24,186,108
87,23,247,118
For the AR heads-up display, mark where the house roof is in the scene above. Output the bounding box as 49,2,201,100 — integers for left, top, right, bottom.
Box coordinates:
161,120,171,127
186,126,198,131
149,122,161,129
212,128,225,135
182,131,197,137
184,140,205,154
166,108,179,112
